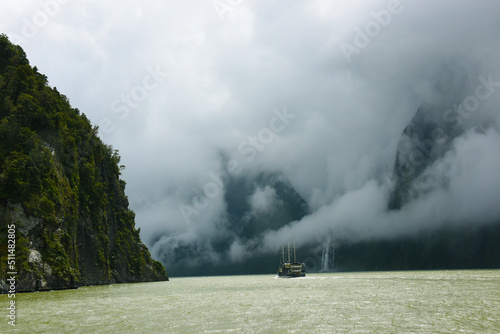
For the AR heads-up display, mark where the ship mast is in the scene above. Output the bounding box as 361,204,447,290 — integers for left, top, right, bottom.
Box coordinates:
287,241,290,263
293,239,296,263
281,244,285,264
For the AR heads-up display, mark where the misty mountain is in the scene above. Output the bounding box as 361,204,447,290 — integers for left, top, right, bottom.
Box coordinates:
388,107,460,210
162,172,310,276
162,104,500,276
331,107,500,271
4,1,500,279
224,172,309,240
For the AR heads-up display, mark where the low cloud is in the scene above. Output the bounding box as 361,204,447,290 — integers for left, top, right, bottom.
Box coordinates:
249,186,279,214
2,0,500,271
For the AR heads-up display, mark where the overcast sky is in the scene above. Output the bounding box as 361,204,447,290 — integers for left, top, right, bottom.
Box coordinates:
2,0,500,265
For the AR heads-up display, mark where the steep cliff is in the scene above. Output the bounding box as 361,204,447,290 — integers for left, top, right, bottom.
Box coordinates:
388,107,462,210
330,106,500,271
0,34,168,292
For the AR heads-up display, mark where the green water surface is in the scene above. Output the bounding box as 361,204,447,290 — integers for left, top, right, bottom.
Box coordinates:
1,270,499,333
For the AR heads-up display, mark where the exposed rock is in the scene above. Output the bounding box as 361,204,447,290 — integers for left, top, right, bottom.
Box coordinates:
9,203,41,236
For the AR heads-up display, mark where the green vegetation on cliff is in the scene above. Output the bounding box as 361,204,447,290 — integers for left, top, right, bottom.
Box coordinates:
0,34,167,292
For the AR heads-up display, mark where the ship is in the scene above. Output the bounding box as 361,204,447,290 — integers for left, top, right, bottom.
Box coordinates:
277,241,305,278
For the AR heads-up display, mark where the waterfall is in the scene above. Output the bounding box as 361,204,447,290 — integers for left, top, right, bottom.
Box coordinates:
331,243,335,270
320,236,331,272
320,236,336,272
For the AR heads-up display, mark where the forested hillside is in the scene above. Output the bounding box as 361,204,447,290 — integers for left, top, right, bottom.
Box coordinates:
0,34,167,292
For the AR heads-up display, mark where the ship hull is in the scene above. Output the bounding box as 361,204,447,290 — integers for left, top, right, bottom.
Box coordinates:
277,273,306,278
277,262,306,278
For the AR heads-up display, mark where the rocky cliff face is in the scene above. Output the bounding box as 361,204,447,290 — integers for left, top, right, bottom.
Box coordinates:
0,34,167,292
387,106,466,210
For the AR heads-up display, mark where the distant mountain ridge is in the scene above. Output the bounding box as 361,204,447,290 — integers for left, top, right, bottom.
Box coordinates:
0,34,168,292
161,105,500,276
